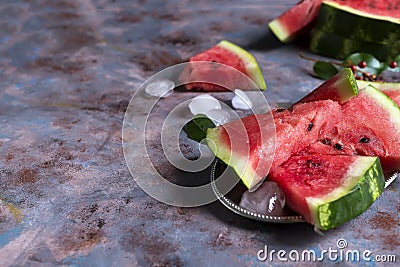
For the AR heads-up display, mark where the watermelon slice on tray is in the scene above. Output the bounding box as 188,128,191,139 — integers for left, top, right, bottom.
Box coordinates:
268,0,322,43
179,40,266,91
270,0,400,43
269,154,385,230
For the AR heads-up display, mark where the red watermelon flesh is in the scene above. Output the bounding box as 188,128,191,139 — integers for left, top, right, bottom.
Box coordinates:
269,0,400,43
270,154,358,223
339,87,400,171
382,90,400,107
269,154,383,227
297,68,357,104
268,0,322,43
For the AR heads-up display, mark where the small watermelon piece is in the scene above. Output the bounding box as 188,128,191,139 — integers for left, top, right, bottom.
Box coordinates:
268,0,322,43
269,154,385,230
181,40,266,91
357,80,400,106
269,0,400,48
297,68,358,104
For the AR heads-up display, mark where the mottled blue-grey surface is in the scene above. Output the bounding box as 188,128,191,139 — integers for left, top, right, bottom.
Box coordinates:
0,0,398,266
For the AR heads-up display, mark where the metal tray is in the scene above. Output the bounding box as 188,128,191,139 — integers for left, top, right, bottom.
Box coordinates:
210,159,398,223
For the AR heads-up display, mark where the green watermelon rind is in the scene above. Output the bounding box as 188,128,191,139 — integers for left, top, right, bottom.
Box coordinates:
217,40,267,90
310,29,399,62
306,156,385,230
206,127,262,189
316,1,400,45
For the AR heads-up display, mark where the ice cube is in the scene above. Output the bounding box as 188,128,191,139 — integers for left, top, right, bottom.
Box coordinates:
232,89,253,110
188,94,221,116
239,181,285,216
145,79,175,98
204,108,231,126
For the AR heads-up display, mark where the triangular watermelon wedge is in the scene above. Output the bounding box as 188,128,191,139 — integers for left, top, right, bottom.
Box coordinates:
269,154,385,230
180,40,266,91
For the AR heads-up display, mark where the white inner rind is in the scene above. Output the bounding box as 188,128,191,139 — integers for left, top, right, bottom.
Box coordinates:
356,80,400,92
217,40,267,90
306,156,378,229
363,85,400,129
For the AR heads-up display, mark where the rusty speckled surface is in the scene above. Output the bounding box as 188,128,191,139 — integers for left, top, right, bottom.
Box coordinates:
0,0,398,266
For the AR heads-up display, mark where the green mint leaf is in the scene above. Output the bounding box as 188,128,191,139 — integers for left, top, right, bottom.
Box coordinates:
184,114,215,142
313,61,339,80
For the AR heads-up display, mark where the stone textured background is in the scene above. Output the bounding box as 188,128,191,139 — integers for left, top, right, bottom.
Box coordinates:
0,0,398,266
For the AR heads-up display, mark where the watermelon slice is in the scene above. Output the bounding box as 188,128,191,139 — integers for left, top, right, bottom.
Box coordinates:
180,40,266,91
310,1,400,61
357,80,400,106
207,100,342,189
269,154,385,230
297,68,358,104
268,0,322,43
269,0,400,48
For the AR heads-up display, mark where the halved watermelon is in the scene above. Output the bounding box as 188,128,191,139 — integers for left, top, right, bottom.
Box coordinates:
269,154,385,230
180,40,266,91
357,80,400,106
297,68,358,104
310,29,399,62
268,0,322,43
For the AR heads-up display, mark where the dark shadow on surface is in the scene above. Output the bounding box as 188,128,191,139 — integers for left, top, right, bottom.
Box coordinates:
244,30,282,51
204,200,322,246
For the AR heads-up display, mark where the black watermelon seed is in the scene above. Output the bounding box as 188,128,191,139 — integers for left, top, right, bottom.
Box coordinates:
321,138,331,145
276,108,286,112
360,137,370,143
307,122,313,131
334,143,343,150
306,159,320,168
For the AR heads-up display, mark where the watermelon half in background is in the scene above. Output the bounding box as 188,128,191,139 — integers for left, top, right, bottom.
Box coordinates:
180,40,266,91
